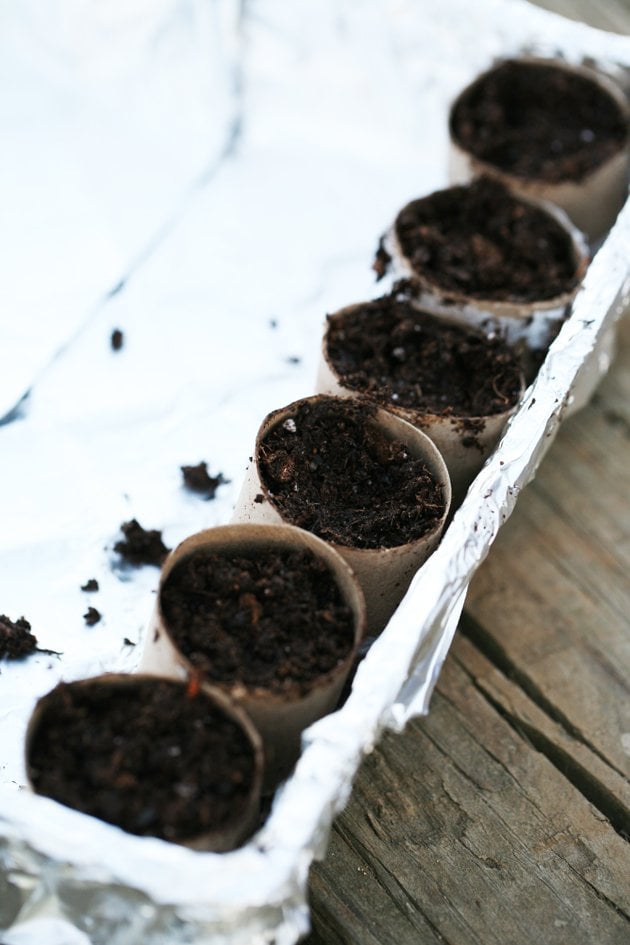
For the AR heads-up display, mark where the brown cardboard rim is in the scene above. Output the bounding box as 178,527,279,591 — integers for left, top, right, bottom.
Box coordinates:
448,56,630,241
387,183,589,321
141,522,368,791
24,672,264,853
254,395,452,556
149,522,367,703
230,395,452,636
320,302,526,424
317,317,525,507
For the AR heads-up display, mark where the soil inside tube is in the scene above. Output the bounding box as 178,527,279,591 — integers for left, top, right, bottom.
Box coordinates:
325,292,523,419
450,59,629,184
28,678,256,845
257,398,446,549
394,178,581,302
160,547,355,694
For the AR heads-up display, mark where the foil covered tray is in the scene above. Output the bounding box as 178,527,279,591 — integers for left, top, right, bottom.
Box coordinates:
1,1,629,942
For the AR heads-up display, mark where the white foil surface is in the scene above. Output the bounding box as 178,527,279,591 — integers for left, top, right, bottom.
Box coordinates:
1,1,629,942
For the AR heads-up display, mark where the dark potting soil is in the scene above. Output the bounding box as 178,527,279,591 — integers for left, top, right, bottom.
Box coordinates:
450,60,629,183
258,398,445,548
325,293,523,418
28,678,257,844
160,547,355,693
0,614,38,660
181,462,229,499
373,235,393,280
83,606,102,626
114,519,170,567
394,178,580,302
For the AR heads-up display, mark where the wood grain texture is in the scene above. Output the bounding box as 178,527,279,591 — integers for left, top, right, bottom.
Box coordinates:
306,3,630,942
310,639,630,945
464,314,630,782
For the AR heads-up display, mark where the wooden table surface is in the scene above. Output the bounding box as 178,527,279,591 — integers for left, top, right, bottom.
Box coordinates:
305,3,630,943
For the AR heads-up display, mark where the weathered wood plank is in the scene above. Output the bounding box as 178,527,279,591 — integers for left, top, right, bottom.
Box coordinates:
309,835,443,945
465,314,630,782
455,631,630,835
530,0,630,33
309,637,630,945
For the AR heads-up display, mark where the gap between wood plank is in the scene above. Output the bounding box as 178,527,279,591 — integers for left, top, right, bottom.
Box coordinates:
309,640,630,945
459,614,630,834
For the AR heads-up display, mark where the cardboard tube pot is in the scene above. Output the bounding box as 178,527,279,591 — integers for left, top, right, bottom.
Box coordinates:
141,523,366,790
377,177,588,363
316,295,525,506
448,58,630,242
25,673,263,852
232,396,451,635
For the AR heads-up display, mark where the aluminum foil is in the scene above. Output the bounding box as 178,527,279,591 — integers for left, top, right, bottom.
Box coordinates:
1,0,629,942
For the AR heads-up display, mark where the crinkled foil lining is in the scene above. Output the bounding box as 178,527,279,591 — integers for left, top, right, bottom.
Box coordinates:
1,1,629,942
